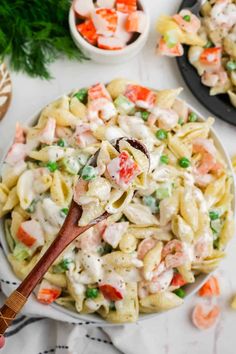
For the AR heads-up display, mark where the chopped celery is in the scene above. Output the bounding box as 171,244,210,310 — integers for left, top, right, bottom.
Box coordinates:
81,165,97,181
61,157,80,175
156,184,172,199
211,219,222,236
143,196,159,213
13,243,32,261
163,31,178,48
73,88,88,103
114,95,135,115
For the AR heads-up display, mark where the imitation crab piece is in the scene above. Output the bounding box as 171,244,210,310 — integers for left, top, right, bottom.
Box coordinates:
192,303,220,330
198,276,220,297
99,272,125,301
73,0,95,18
137,238,157,260
124,84,156,109
17,220,44,248
98,36,125,50
5,143,27,165
92,8,118,37
199,47,222,72
37,280,61,305
107,150,141,189
39,117,56,145
126,11,147,33
158,37,184,57
97,0,116,8
88,83,112,101
77,20,98,46
116,0,137,13
115,11,133,44
173,10,201,34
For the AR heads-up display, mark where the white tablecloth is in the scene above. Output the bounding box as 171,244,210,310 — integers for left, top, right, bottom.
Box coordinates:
1,1,236,353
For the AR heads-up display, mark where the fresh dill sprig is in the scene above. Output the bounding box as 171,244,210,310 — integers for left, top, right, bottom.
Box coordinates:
0,0,88,79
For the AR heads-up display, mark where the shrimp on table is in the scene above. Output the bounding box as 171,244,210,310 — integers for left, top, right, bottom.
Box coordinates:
192,303,220,330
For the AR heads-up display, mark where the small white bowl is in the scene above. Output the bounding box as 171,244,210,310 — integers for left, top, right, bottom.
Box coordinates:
69,1,150,64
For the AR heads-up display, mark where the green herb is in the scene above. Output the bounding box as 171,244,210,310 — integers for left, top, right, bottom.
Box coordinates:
98,243,113,255
160,155,169,165
183,15,191,22
140,111,149,121
46,161,58,172
74,88,88,103
109,301,116,311
57,138,65,147
174,288,186,298
13,243,32,261
209,211,219,220
155,129,168,140
204,40,214,48
179,157,191,168
53,259,74,273
0,0,87,79
81,165,97,181
86,288,99,299
226,60,236,71
60,208,69,216
178,117,184,125
188,112,198,122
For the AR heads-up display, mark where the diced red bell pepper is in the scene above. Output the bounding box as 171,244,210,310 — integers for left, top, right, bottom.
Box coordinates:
124,84,156,108
199,47,221,68
198,276,220,297
99,284,123,301
77,20,98,46
116,0,137,13
88,83,111,101
92,8,118,36
171,272,187,287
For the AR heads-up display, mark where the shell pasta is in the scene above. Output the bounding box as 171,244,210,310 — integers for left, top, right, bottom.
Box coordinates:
0,79,234,323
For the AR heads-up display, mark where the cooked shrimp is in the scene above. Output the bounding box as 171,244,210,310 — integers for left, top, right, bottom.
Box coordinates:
211,0,236,29
137,238,157,260
202,68,228,88
173,10,201,34
198,276,220,297
158,37,184,57
162,240,190,268
193,138,222,175
39,117,56,145
74,123,98,148
150,107,179,130
149,268,174,293
5,143,27,165
87,98,117,122
73,179,88,205
192,303,220,330
75,226,103,252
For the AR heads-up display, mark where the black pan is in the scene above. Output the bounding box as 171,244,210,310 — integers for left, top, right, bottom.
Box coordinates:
176,0,236,126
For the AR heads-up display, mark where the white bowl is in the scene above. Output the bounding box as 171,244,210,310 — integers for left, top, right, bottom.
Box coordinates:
0,91,235,325
68,1,150,64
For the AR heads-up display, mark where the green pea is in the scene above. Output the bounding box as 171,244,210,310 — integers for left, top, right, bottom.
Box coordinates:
155,129,168,140
226,61,236,71
81,165,97,181
74,88,88,103
209,211,219,220
178,117,184,126
53,259,74,273
60,208,69,217
188,112,198,122
174,288,186,298
141,111,149,121
46,161,58,172
179,157,191,168
183,15,191,22
57,138,65,147
160,155,169,165
86,288,99,299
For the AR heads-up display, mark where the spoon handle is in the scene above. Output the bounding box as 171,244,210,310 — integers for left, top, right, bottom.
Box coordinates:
0,201,107,335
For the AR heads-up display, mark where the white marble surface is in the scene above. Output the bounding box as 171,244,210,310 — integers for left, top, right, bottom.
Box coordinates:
0,1,236,353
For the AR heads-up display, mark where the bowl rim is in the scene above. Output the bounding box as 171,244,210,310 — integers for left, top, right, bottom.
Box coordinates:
68,0,150,57
0,85,235,325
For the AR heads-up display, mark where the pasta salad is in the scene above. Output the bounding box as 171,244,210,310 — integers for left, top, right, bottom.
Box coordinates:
0,79,234,323
156,0,236,108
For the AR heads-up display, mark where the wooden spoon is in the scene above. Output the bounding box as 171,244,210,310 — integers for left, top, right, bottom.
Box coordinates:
0,137,149,336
